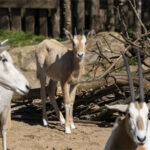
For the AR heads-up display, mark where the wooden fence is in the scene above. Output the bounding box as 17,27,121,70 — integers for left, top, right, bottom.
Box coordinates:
0,0,149,37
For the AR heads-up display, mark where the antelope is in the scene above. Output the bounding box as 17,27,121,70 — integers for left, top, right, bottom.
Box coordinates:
0,40,30,150
35,29,93,134
105,50,150,150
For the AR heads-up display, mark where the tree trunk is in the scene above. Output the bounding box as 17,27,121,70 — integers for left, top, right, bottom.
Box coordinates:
134,0,142,37
107,0,115,31
63,0,72,32
90,0,100,32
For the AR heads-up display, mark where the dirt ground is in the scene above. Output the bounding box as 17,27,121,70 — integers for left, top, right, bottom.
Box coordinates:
0,70,113,150
1,120,112,150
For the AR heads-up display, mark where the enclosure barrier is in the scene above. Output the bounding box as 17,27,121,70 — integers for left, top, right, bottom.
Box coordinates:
0,0,149,37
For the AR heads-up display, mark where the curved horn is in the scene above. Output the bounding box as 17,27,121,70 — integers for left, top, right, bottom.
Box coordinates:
137,49,144,102
74,27,77,35
121,51,135,101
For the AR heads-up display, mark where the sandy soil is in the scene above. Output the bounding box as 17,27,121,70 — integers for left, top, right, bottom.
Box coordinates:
0,69,113,150
0,120,112,150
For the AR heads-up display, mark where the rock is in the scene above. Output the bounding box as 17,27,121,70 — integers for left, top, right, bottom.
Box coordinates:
9,45,36,71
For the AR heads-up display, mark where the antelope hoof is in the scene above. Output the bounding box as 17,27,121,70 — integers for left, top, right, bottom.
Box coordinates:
60,118,65,125
43,118,48,126
70,123,76,129
65,126,71,134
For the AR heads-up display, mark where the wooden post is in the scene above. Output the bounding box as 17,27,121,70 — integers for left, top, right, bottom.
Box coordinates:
63,0,72,32
76,0,85,32
0,8,10,29
11,8,21,31
128,11,134,28
134,0,142,36
90,0,100,32
99,9,107,31
107,0,115,31
119,0,129,31
25,9,35,34
51,0,60,37
39,9,48,36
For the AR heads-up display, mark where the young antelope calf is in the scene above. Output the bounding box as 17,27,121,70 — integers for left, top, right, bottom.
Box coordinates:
105,50,150,150
35,29,92,133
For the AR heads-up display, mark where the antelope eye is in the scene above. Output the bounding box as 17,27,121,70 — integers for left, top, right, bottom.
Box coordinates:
128,113,131,118
2,58,7,62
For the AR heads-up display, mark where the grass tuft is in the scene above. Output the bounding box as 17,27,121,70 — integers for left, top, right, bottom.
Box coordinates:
0,30,47,48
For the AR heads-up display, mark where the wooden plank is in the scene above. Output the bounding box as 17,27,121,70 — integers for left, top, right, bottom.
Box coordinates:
76,0,85,31
107,0,115,31
99,9,107,30
39,9,48,36
143,12,150,26
51,0,60,37
11,8,21,31
90,0,100,32
128,10,134,28
63,0,72,33
25,9,35,34
0,8,10,29
0,0,57,9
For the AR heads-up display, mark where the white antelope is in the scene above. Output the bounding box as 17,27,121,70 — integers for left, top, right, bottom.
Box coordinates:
0,40,30,150
35,29,93,134
105,50,150,150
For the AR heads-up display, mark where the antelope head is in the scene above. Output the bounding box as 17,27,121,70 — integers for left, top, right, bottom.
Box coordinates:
64,28,94,60
107,50,149,145
0,40,30,95
122,50,149,145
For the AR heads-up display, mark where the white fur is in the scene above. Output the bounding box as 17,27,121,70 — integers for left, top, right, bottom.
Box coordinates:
43,118,48,126
60,118,65,125
65,126,71,134
0,51,29,94
70,122,76,129
129,102,148,144
0,50,29,150
81,35,86,46
73,36,79,45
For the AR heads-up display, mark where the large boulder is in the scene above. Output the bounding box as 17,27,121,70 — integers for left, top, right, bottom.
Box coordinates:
9,32,125,72
9,45,36,71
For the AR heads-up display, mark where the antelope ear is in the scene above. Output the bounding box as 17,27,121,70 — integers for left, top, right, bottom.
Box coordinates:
0,39,8,46
106,104,128,113
63,28,73,42
0,39,9,53
87,29,95,40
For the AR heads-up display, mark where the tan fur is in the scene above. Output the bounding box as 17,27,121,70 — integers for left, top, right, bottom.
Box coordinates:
35,36,86,133
134,102,144,130
137,115,144,130
136,146,146,150
134,102,143,110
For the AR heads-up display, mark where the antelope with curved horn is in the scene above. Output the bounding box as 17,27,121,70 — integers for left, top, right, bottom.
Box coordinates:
35,28,94,134
105,50,150,150
0,40,30,150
